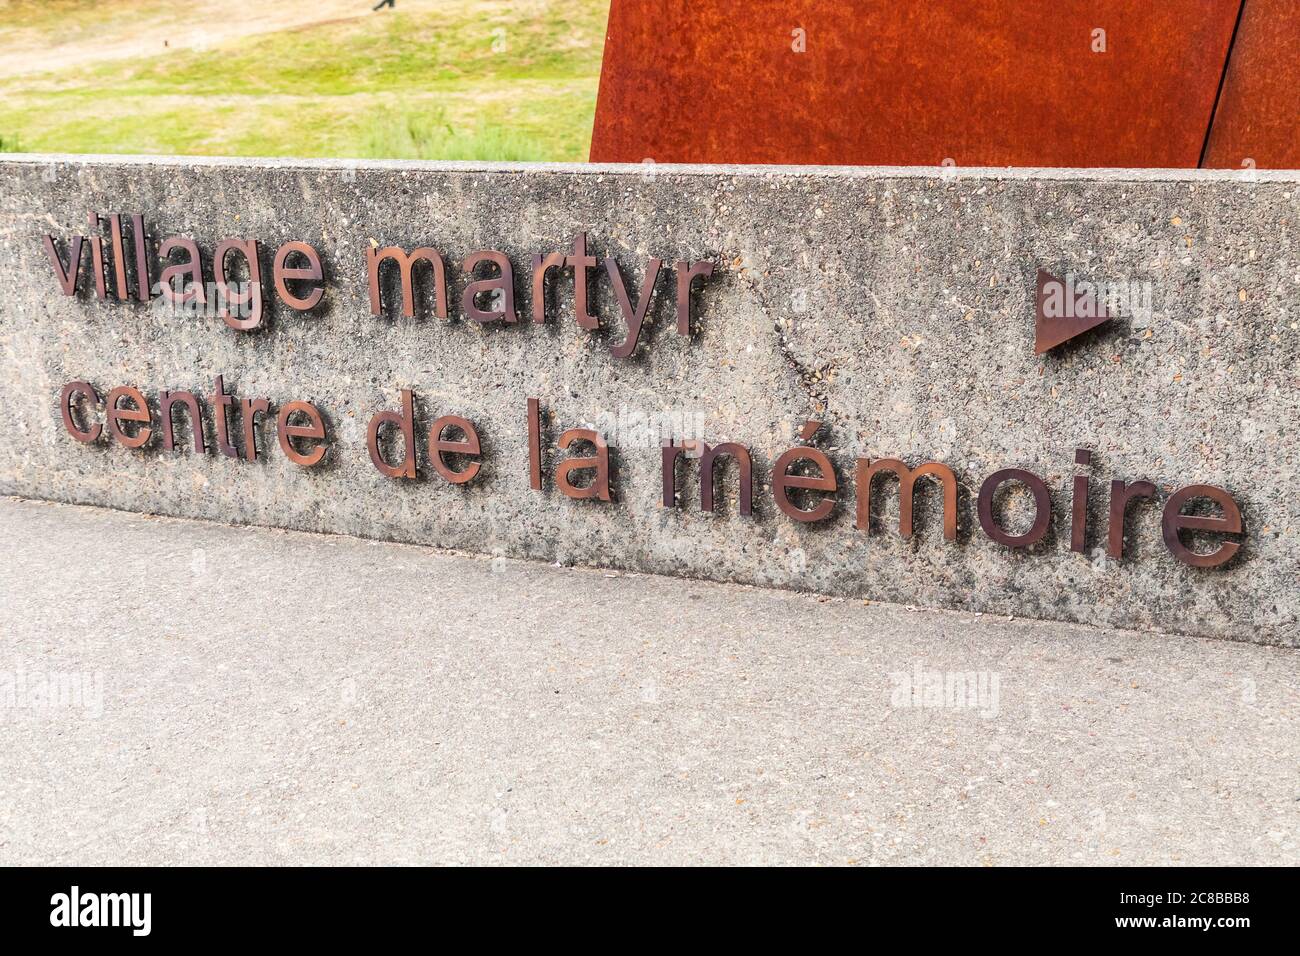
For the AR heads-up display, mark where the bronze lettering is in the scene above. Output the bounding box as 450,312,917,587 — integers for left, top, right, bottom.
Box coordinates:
159,390,206,454
1107,478,1158,559
978,468,1050,548
606,256,662,359
105,386,151,449
661,440,684,507
555,428,612,501
211,375,238,458
272,241,323,311
239,397,271,461
855,458,958,539
86,212,107,300
367,245,447,319
565,232,599,331
59,381,102,443
698,442,753,516
108,214,129,301
131,214,150,301
213,238,264,331
461,251,517,323
368,388,417,479
159,237,205,307
772,437,836,523
1162,484,1243,568
531,251,566,324
428,416,482,484
42,235,84,296
277,401,328,467
674,259,714,335
1070,448,1092,553
527,397,543,491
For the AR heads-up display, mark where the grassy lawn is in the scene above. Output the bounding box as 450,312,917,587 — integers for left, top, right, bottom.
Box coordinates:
0,0,609,161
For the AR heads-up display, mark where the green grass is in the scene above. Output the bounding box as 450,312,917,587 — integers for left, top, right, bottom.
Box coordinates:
362,110,550,162
0,0,608,161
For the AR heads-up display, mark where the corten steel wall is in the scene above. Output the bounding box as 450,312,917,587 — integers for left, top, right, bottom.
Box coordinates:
1,156,1298,646
591,0,1243,167
1202,0,1300,170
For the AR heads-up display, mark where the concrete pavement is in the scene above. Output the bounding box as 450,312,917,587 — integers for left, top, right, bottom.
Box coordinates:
0,497,1295,865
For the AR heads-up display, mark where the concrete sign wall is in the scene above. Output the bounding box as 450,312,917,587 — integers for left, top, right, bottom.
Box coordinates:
1,156,1296,646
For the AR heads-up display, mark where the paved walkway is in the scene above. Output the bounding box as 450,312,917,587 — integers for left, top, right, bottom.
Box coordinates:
0,497,1295,865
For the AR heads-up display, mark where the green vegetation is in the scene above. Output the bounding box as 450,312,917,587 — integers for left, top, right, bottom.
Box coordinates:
363,110,550,162
0,0,608,161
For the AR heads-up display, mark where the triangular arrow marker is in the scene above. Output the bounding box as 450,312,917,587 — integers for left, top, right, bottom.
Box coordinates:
1034,269,1112,354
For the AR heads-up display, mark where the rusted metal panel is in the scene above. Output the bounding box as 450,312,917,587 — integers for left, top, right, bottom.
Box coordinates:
1034,269,1112,354
1202,0,1300,169
591,0,1242,168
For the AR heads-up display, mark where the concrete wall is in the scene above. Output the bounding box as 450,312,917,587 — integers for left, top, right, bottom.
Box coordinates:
1,156,1296,646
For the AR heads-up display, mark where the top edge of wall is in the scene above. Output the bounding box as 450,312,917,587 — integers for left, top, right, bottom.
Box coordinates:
4,153,1300,184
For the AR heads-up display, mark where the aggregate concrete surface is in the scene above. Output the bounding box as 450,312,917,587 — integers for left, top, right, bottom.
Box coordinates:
3,157,1298,645
0,497,1295,865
